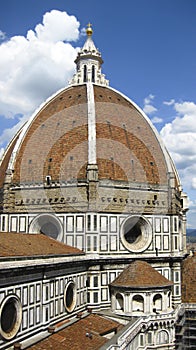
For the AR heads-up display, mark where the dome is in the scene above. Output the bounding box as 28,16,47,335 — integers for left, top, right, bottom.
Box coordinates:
0,26,182,216
110,260,173,289
3,84,171,185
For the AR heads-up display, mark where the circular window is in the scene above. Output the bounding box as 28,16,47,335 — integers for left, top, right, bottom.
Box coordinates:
29,214,63,241
40,222,59,239
121,215,152,252
64,281,77,313
0,295,22,340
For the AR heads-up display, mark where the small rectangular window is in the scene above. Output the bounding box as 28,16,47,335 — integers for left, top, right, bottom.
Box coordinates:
175,271,179,282
45,308,49,322
87,236,91,251
176,285,180,295
174,217,177,231
2,216,5,231
175,236,178,250
87,292,90,303
93,215,97,231
148,332,152,344
45,285,49,300
94,292,98,303
140,334,144,346
94,276,98,287
93,236,97,251
87,215,91,231
86,277,90,288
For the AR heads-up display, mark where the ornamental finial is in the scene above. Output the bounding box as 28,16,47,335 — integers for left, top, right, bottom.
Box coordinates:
86,22,93,36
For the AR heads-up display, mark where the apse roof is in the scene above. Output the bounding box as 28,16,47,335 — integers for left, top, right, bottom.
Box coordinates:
0,232,83,257
27,314,122,350
110,260,173,289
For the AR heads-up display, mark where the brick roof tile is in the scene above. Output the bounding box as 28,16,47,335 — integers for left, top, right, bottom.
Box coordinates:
27,314,122,350
110,260,173,288
0,232,83,257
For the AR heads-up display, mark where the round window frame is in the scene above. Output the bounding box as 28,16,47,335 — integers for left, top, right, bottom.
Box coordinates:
64,281,77,313
120,215,152,253
0,295,22,340
29,213,63,241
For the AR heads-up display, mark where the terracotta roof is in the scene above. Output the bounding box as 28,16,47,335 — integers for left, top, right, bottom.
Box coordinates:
27,314,122,350
0,232,83,257
182,252,196,303
94,85,168,185
110,260,173,288
12,85,88,184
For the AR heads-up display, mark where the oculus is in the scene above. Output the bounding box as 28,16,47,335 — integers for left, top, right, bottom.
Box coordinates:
64,281,77,313
29,213,63,240
121,215,152,252
0,295,22,340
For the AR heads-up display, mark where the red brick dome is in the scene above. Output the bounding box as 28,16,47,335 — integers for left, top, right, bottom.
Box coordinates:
0,83,178,188
0,26,182,218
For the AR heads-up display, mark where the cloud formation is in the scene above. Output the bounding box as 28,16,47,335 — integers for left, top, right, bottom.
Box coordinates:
163,99,175,106
151,116,163,124
143,94,157,115
0,10,80,121
160,101,196,202
30,10,80,42
0,30,6,41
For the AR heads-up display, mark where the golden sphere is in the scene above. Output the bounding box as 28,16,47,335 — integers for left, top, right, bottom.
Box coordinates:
86,23,93,36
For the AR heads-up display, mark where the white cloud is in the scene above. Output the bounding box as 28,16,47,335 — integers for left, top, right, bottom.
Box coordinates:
187,198,196,228
192,178,196,190
0,30,6,41
143,94,157,115
151,116,163,124
31,10,80,43
0,10,80,122
0,147,4,160
144,94,155,105
0,115,28,146
161,101,196,165
163,99,175,106
160,101,196,222
143,104,157,114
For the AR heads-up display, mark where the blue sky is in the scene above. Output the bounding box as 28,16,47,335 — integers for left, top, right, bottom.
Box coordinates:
0,0,196,227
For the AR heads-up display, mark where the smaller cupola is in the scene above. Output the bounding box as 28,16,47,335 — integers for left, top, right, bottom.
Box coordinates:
109,261,173,317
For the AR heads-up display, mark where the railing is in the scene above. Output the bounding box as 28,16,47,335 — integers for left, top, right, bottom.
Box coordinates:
99,311,177,350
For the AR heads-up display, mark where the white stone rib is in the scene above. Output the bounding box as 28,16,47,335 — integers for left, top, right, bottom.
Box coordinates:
87,82,97,165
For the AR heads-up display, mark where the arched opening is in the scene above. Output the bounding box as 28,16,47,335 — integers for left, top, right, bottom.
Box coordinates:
83,65,87,82
116,293,124,311
153,294,162,312
132,295,144,312
156,330,169,344
92,65,95,82
168,291,171,308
